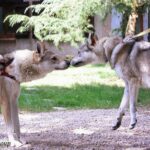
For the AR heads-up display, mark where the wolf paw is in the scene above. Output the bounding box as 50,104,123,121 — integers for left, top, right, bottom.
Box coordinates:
112,121,121,130
129,119,137,129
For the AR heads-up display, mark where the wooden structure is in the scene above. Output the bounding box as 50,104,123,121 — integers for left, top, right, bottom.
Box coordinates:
0,0,42,41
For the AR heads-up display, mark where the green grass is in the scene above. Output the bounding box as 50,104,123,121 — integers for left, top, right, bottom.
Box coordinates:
19,64,150,112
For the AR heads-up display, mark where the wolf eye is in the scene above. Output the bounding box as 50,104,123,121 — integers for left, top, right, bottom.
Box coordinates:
78,51,82,57
51,56,58,62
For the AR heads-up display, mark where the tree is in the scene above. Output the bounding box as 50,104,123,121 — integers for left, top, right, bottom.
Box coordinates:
5,0,112,46
114,0,150,36
4,0,150,46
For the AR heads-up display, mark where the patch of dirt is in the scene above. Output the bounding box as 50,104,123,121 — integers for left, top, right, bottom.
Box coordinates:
0,108,150,150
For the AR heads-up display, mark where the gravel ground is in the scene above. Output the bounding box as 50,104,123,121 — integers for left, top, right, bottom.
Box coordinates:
0,108,150,150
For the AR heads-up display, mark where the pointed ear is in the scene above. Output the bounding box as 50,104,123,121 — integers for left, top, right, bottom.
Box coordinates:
88,33,98,46
37,42,42,54
33,52,41,63
4,57,14,67
36,41,46,56
0,55,5,65
0,56,14,70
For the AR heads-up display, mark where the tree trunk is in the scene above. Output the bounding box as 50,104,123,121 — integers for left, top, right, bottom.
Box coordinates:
125,12,138,36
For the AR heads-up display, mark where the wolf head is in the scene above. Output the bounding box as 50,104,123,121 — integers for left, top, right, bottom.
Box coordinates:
71,33,121,67
71,33,100,67
34,42,70,70
5,42,70,82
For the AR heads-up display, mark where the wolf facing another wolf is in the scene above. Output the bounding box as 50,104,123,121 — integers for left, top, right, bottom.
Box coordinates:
0,42,70,147
1,33,150,147
71,33,150,130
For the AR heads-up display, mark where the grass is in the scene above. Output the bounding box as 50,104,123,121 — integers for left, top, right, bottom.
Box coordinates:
19,64,150,112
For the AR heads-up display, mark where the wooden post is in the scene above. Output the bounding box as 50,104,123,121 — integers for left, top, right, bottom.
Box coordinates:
29,0,33,49
148,8,150,41
24,0,35,49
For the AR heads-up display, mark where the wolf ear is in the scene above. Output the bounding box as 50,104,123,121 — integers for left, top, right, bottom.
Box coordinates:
4,57,14,67
87,33,98,50
88,33,98,46
0,56,14,70
36,41,46,56
33,42,44,63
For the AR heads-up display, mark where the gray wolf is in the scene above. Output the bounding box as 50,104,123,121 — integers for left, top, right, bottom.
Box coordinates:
71,33,150,130
0,42,70,147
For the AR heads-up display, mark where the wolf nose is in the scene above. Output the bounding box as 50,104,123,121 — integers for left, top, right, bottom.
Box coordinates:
65,59,70,66
64,55,73,66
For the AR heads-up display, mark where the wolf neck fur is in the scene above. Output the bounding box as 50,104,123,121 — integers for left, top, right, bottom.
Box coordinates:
103,42,130,69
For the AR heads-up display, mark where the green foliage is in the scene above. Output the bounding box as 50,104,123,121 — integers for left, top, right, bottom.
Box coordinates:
4,0,112,46
112,0,150,36
4,0,150,46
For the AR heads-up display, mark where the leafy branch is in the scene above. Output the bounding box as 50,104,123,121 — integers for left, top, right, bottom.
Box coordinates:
4,0,112,46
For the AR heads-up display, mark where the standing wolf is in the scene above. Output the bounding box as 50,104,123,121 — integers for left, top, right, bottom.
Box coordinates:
71,33,150,130
0,42,70,147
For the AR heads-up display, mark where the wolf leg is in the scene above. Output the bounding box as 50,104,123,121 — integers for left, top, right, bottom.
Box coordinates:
10,84,20,139
128,79,139,129
112,82,129,130
1,97,22,147
1,81,23,147
9,82,26,146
